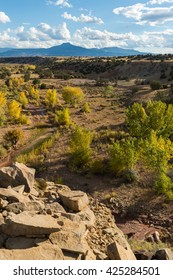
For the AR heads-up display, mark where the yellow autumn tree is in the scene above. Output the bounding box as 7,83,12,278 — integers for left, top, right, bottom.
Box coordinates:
45,89,58,108
62,86,84,106
8,100,21,121
18,92,28,108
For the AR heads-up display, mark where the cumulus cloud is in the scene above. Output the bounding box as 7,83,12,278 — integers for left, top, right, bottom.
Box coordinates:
149,0,173,4
74,27,134,48
47,0,72,8
0,11,10,23
73,26,173,53
113,3,173,25
62,12,104,24
0,22,71,48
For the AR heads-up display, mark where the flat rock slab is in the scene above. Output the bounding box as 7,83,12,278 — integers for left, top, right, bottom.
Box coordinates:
58,190,89,212
0,244,64,260
0,162,35,193
0,188,30,203
2,212,61,236
49,231,87,254
5,237,50,249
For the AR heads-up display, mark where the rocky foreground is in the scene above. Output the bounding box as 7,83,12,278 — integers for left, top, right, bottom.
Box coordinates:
0,162,173,260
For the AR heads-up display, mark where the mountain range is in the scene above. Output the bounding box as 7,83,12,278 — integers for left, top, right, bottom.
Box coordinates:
0,43,144,57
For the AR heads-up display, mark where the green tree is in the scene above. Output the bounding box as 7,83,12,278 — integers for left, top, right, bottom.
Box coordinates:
126,101,173,138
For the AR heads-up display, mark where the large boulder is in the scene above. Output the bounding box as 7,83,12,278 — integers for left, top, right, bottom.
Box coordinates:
0,244,64,260
58,190,89,212
2,212,61,236
0,162,35,193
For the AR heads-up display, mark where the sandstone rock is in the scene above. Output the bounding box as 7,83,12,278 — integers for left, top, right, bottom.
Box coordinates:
0,188,30,203
107,240,136,260
93,249,108,260
76,207,95,228
5,236,51,250
2,210,8,217
13,185,25,194
0,198,8,209
59,190,89,212
45,202,65,214
6,202,25,214
61,207,95,229
49,230,87,254
5,237,36,249
0,162,35,193
0,244,64,260
2,212,61,236
152,248,173,260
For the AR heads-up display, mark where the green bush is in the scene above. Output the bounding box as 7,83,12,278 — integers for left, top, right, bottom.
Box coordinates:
70,126,93,169
109,139,137,175
154,172,173,199
54,108,71,126
82,102,91,113
3,128,23,150
150,80,161,90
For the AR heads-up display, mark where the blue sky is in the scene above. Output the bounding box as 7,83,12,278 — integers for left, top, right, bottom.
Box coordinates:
0,0,173,53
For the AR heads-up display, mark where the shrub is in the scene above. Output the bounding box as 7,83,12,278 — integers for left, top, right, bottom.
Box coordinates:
8,100,21,122
70,126,93,169
18,92,28,108
3,128,23,150
82,102,91,113
45,89,58,108
62,86,84,106
109,139,137,175
154,172,173,199
150,80,161,90
0,145,7,158
54,108,71,126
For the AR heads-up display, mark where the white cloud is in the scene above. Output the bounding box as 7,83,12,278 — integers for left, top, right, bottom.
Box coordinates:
73,26,173,53
113,3,173,25
62,12,104,24
47,0,72,8
74,27,134,48
0,22,71,48
149,0,173,4
0,11,10,23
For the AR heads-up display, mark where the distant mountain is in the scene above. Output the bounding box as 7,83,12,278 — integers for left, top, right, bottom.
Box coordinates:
0,43,144,57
